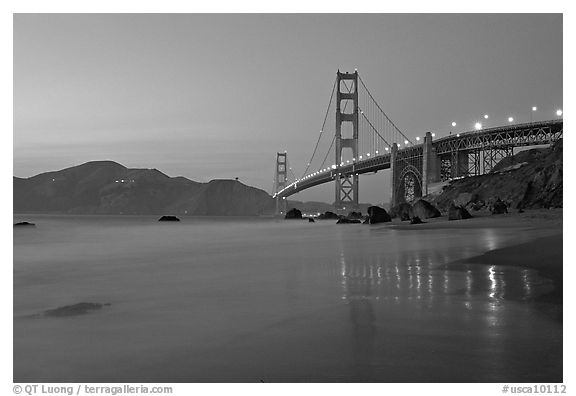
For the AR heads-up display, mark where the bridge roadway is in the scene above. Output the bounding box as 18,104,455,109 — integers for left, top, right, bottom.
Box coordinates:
273,119,563,200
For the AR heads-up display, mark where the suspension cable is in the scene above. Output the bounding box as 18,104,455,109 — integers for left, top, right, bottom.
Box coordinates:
358,73,413,144
318,78,354,170
358,106,392,147
300,76,337,179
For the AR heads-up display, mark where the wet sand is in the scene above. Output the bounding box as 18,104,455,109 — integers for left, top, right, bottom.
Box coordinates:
394,208,563,318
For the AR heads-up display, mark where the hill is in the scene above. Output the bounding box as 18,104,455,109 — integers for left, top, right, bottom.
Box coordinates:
426,140,562,211
14,161,275,216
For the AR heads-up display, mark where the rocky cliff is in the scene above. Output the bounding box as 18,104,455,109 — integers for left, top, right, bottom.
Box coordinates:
427,140,562,212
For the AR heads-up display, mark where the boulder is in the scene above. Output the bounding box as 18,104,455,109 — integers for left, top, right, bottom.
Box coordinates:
410,199,441,219
43,302,111,317
366,206,391,224
448,204,473,220
410,216,425,224
158,215,180,222
454,192,478,207
469,200,486,211
285,208,303,219
308,217,315,223
318,211,339,220
14,221,35,227
491,198,508,214
347,211,364,220
336,218,361,224
390,203,412,221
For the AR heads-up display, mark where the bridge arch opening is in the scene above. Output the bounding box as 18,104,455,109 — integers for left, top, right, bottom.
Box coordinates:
396,166,423,204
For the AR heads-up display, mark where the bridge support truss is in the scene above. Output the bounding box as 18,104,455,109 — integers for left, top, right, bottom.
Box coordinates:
335,71,359,212
275,152,287,215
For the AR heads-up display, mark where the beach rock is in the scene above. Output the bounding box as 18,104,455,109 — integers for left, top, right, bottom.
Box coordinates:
454,192,478,207
448,204,473,220
410,216,425,224
308,217,315,223
366,206,391,224
317,211,339,220
390,203,412,221
491,198,508,214
43,302,111,317
347,211,364,220
14,221,35,227
285,208,303,219
469,200,486,211
410,199,441,219
158,215,180,222
336,218,361,224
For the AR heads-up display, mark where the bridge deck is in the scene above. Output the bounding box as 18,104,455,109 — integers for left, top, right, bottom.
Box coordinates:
274,119,562,199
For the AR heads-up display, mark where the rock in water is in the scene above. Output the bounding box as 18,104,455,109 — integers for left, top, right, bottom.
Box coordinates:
308,217,315,223
410,199,441,219
43,302,111,317
367,206,391,224
491,198,508,214
390,203,412,221
14,221,35,227
336,218,361,224
158,215,180,222
448,204,473,220
317,211,339,220
285,208,303,219
346,211,364,220
410,216,425,224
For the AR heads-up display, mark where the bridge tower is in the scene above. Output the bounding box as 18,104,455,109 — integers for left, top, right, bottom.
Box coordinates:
275,152,288,215
334,71,359,212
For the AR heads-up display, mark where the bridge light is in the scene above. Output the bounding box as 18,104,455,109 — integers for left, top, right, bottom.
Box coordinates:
532,106,537,111
331,165,337,169
456,133,460,137
416,137,420,141
375,150,379,154
404,140,409,145
360,110,364,114
353,158,356,161
451,122,457,127
431,133,436,137
385,147,389,151
508,117,514,123
475,122,482,130
359,155,363,159
556,109,563,116
366,153,370,157
347,160,350,164
484,114,489,119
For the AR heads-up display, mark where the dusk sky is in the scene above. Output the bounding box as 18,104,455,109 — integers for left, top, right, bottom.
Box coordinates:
13,14,562,204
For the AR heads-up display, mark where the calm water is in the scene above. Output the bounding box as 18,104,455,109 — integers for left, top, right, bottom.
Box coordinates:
13,215,562,382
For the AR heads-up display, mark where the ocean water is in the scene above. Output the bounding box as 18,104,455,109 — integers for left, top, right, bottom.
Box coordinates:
13,215,562,382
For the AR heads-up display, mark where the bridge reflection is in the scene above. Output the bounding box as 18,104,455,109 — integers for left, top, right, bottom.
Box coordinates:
334,240,546,378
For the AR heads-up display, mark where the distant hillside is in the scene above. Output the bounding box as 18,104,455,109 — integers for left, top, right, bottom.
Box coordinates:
14,161,275,216
426,140,562,211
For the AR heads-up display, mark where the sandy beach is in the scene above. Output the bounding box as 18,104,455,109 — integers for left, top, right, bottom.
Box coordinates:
393,208,563,320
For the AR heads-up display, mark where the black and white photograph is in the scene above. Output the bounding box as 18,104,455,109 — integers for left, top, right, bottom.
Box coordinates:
9,6,570,391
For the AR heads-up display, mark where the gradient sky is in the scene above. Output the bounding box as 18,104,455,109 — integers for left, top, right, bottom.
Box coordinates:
13,14,562,204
